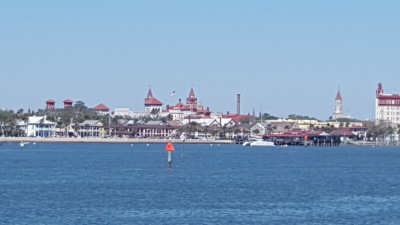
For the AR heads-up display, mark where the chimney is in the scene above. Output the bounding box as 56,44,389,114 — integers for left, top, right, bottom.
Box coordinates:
227,111,230,115
237,94,241,115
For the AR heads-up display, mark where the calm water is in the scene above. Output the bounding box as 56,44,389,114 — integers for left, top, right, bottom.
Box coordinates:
1,142,400,224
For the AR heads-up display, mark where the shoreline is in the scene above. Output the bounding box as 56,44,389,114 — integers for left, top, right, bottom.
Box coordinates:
0,137,235,144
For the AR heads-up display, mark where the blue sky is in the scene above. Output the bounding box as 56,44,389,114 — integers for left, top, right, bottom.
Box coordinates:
1,1,399,120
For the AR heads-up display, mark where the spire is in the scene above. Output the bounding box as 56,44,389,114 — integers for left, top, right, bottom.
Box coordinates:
189,88,195,98
335,91,342,100
147,89,153,99
376,83,383,96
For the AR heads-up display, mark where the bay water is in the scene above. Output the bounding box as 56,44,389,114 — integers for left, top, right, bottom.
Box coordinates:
1,143,400,224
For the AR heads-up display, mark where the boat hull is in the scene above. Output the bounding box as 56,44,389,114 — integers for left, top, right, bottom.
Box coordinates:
250,140,275,147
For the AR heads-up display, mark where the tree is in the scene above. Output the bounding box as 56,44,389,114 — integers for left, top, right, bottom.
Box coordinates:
287,114,318,120
262,113,278,120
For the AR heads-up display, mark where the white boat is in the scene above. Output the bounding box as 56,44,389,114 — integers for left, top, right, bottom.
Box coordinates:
242,141,252,146
19,141,30,147
250,139,275,147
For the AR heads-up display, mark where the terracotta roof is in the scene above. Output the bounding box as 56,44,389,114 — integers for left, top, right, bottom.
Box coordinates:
330,128,355,136
46,99,56,103
63,99,73,103
144,89,163,105
335,91,342,100
377,94,400,100
93,103,110,110
145,97,163,105
175,102,185,107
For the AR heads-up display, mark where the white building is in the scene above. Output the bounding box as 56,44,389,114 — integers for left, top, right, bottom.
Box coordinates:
332,90,350,120
25,116,56,137
375,83,400,125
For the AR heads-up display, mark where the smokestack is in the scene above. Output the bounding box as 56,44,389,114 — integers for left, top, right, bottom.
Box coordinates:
237,94,241,115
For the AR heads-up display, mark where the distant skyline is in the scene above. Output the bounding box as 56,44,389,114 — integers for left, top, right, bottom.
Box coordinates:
1,1,399,120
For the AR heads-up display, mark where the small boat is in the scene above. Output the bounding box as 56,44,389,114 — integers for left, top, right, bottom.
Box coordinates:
250,139,275,147
242,141,252,146
19,142,30,147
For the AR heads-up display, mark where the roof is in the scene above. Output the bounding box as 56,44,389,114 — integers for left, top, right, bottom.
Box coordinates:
79,120,102,126
144,89,163,105
144,97,163,105
335,91,342,100
146,121,164,125
377,94,400,100
63,99,73,103
28,116,56,125
46,99,56,103
330,128,356,136
93,103,110,110
223,114,253,123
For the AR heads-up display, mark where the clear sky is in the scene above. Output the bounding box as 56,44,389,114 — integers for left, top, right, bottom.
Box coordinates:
1,1,399,120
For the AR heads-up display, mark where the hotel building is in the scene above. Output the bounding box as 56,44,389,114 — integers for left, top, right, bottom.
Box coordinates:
375,83,400,125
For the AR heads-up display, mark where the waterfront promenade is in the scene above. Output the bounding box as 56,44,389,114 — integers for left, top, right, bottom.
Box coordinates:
0,137,235,144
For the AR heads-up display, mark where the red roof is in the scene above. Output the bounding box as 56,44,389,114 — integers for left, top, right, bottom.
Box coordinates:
63,99,73,103
377,94,400,100
175,102,185,107
223,114,252,123
144,89,163,105
145,98,163,105
46,99,56,103
93,103,109,110
335,91,342,100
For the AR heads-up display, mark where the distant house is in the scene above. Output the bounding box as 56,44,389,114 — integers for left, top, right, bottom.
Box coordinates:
92,103,110,115
25,116,56,137
73,120,105,138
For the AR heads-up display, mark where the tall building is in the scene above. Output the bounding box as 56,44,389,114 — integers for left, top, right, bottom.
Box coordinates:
332,90,350,120
375,83,400,125
186,88,203,111
144,88,163,113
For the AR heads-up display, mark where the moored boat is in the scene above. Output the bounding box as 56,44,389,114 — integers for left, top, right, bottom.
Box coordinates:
250,139,275,147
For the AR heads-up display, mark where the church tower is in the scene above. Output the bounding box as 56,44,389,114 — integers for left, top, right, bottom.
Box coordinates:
186,88,198,110
332,90,350,120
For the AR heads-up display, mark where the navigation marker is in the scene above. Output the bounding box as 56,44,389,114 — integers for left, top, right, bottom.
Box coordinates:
165,141,175,168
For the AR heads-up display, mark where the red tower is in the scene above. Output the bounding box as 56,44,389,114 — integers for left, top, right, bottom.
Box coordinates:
186,88,198,110
63,99,73,108
46,99,56,109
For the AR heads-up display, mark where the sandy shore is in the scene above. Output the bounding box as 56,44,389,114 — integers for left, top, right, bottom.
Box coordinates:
1,137,235,144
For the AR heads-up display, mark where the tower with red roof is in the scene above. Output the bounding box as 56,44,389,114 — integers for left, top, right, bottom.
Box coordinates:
63,99,73,108
375,83,400,125
144,88,163,113
46,99,56,109
332,90,350,120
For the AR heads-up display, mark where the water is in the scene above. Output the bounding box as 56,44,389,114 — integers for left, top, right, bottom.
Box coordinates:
1,143,400,224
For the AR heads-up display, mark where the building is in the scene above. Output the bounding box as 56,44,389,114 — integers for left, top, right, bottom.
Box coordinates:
63,99,74,108
162,88,212,121
73,120,105,137
375,83,400,125
92,103,110,115
25,116,56,137
332,90,350,120
144,89,163,114
45,99,56,109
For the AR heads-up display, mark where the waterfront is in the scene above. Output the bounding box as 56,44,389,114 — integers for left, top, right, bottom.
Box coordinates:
1,143,400,224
